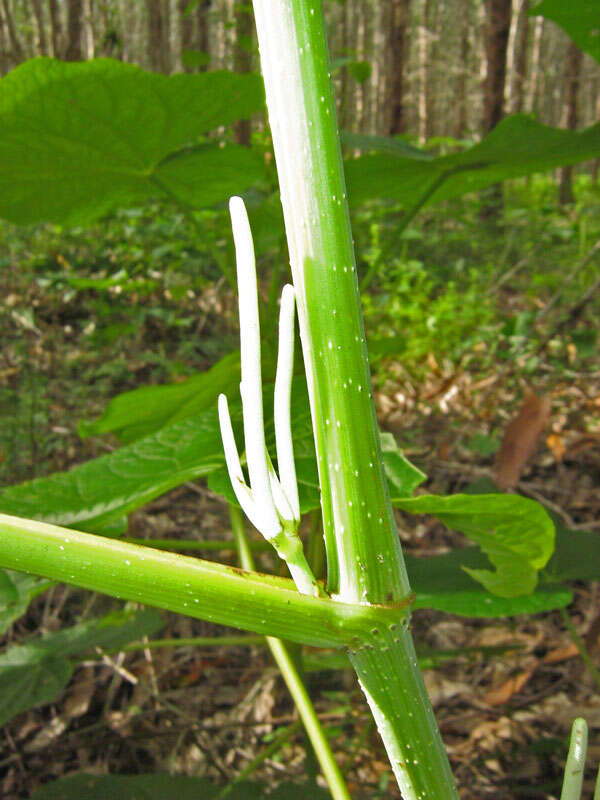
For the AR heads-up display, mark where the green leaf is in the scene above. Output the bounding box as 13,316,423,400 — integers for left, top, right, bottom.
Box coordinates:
0,570,17,605
181,48,211,67
346,116,600,209
380,432,427,499
531,0,600,63
347,60,371,83
406,549,571,617
0,609,163,726
0,571,52,634
29,774,322,800
0,409,235,529
395,494,555,597
79,351,242,443
0,656,73,728
0,608,163,662
0,58,265,225
544,521,600,583
342,130,433,159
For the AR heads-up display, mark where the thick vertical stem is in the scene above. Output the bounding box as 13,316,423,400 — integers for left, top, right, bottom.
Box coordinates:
252,0,408,607
252,2,459,796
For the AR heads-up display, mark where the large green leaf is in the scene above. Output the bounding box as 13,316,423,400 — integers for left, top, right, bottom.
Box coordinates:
531,0,600,63
0,58,265,225
0,609,163,727
0,408,236,529
406,549,571,617
30,775,330,800
396,494,555,597
79,351,242,444
345,116,600,209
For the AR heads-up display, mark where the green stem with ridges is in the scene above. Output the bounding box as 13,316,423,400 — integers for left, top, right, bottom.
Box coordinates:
252,0,407,606
0,513,409,650
229,504,351,800
252,1,459,795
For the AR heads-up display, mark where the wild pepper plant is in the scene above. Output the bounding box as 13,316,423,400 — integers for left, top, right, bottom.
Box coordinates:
0,0,599,797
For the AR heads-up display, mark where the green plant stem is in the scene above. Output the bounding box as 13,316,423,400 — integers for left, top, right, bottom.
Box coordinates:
560,718,587,800
117,634,265,653
0,513,409,649
229,505,352,800
254,0,409,606
122,537,271,552
560,607,600,692
252,2,459,795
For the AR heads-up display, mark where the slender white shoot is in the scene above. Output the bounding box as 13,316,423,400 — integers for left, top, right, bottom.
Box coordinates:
218,393,278,538
229,196,280,537
218,196,318,597
274,284,300,522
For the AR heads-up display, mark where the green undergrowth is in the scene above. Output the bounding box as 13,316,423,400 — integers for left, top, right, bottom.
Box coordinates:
1,173,598,484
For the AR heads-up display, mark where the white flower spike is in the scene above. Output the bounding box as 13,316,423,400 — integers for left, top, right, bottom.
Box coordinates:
218,197,318,597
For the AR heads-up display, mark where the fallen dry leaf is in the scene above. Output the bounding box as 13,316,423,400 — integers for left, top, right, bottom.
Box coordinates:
494,392,551,489
546,433,566,462
484,666,537,706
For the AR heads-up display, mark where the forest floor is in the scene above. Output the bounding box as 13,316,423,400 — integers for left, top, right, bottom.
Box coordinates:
0,182,599,799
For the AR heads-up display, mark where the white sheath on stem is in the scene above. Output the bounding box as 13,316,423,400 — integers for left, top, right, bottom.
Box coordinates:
275,283,300,523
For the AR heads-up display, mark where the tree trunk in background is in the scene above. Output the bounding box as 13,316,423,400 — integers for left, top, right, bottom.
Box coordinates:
510,0,529,112
179,0,192,70
1,0,24,62
558,41,583,205
455,0,471,137
384,0,411,135
356,1,369,132
481,0,511,216
82,0,94,58
233,0,252,145
482,0,511,133
338,0,351,131
195,0,211,70
65,0,83,60
417,0,429,143
0,3,10,73
30,0,47,55
527,16,543,112
48,0,62,57
147,0,167,72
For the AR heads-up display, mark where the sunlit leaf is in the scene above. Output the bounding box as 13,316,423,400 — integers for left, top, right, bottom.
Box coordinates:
0,409,237,529
396,493,555,597
0,58,265,225
346,116,600,209
531,0,600,63
79,351,242,443
406,549,571,617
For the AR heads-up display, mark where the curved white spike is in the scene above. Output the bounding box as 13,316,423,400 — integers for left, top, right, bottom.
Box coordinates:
267,455,295,524
274,284,300,522
228,197,280,538
217,394,255,508
218,393,280,539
